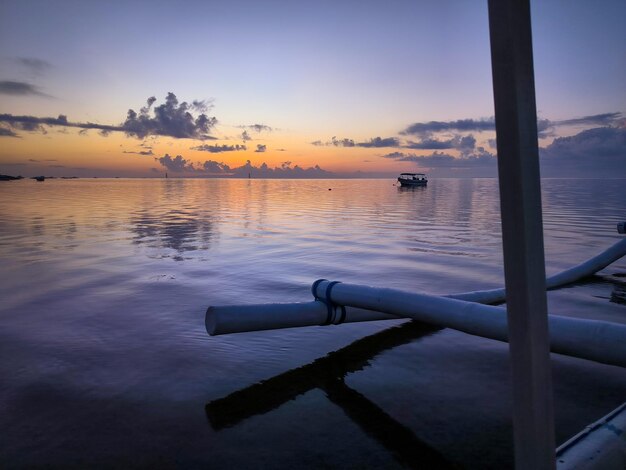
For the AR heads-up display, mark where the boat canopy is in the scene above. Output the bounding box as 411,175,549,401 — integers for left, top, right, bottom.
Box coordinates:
399,172,425,176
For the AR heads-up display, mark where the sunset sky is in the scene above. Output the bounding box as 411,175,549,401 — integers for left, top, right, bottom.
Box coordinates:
1,0,624,178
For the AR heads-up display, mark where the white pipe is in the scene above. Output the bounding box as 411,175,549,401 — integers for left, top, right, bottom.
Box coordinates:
206,238,626,336
311,280,626,368
449,237,626,304
556,402,626,469
206,281,626,367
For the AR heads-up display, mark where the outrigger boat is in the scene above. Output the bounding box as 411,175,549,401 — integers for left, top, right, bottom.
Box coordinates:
397,172,427,187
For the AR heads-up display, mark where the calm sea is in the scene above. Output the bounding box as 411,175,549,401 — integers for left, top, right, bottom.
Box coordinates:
1,178,624,469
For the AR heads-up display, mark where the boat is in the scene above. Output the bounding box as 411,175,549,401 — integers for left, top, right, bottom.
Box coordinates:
34,176,45,182
397,172,427,187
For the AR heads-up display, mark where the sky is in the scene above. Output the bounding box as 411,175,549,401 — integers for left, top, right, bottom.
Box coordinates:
0,0,624,178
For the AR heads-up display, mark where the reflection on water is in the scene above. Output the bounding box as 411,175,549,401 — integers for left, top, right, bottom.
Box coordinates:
130,208,214,260
0,178,625,468
206,321,453,468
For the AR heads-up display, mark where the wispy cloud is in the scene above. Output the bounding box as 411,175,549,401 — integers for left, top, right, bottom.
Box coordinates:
13,57,52,77
0,80,51,97
555,112,622,127
241,130,251,141
0,93,218,139
191,144,247,153
122,149,154,156
311,136,400,148
239,123,273,133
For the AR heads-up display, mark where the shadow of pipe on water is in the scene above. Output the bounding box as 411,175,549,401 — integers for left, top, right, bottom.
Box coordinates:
206,321,458,468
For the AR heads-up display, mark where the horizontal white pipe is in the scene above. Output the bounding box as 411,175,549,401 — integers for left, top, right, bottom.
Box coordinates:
311,280,626,368
206,281,626,367
206,237,626,366
207,238,626,336
556,402,626,469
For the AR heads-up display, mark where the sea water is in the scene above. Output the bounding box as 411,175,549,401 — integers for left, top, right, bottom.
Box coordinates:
1,178,624,468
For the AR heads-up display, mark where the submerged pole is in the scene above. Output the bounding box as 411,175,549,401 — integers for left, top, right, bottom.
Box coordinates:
488,0,555,468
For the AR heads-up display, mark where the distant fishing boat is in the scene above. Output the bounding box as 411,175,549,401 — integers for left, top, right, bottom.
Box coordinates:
397,172,427,187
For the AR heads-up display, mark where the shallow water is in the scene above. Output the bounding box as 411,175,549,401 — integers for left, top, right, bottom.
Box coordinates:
1,178,624,468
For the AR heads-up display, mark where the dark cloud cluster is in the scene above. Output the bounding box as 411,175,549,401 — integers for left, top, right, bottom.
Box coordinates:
383,125,625,177
540,126,626,175
357,136,400,148
255,144,267,153
156,154,329,178
405,134,476,152
157,154,195,172
191,144,247,153
383,148,496,168
401,118,495,137
241,130,251,141
0,80,50,97
401,112,622,140
122,93,217,139
0,93,218,139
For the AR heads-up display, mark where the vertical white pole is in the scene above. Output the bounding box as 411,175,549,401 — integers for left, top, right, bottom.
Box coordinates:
487,1,556,468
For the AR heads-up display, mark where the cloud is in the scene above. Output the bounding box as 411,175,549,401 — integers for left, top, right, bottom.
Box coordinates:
401,113,622,140
191,144,247,153
540,126,626,176
13,57,52,76
241,130,251,141
121,93,217,139
401,118,495,137
157,154,195,172
382,148,496,168
202,160,231,174
405,134,476,152
356,136,400,148
312,136,399,148
0,127,20,137
0,80,50,97
255,144,267,152
382,126,625,177
155,154,330,178
331,137,355,147
0,93,218,139
123,149,154,156
556,112,622,127
240,123,272,133
231,160,330,178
